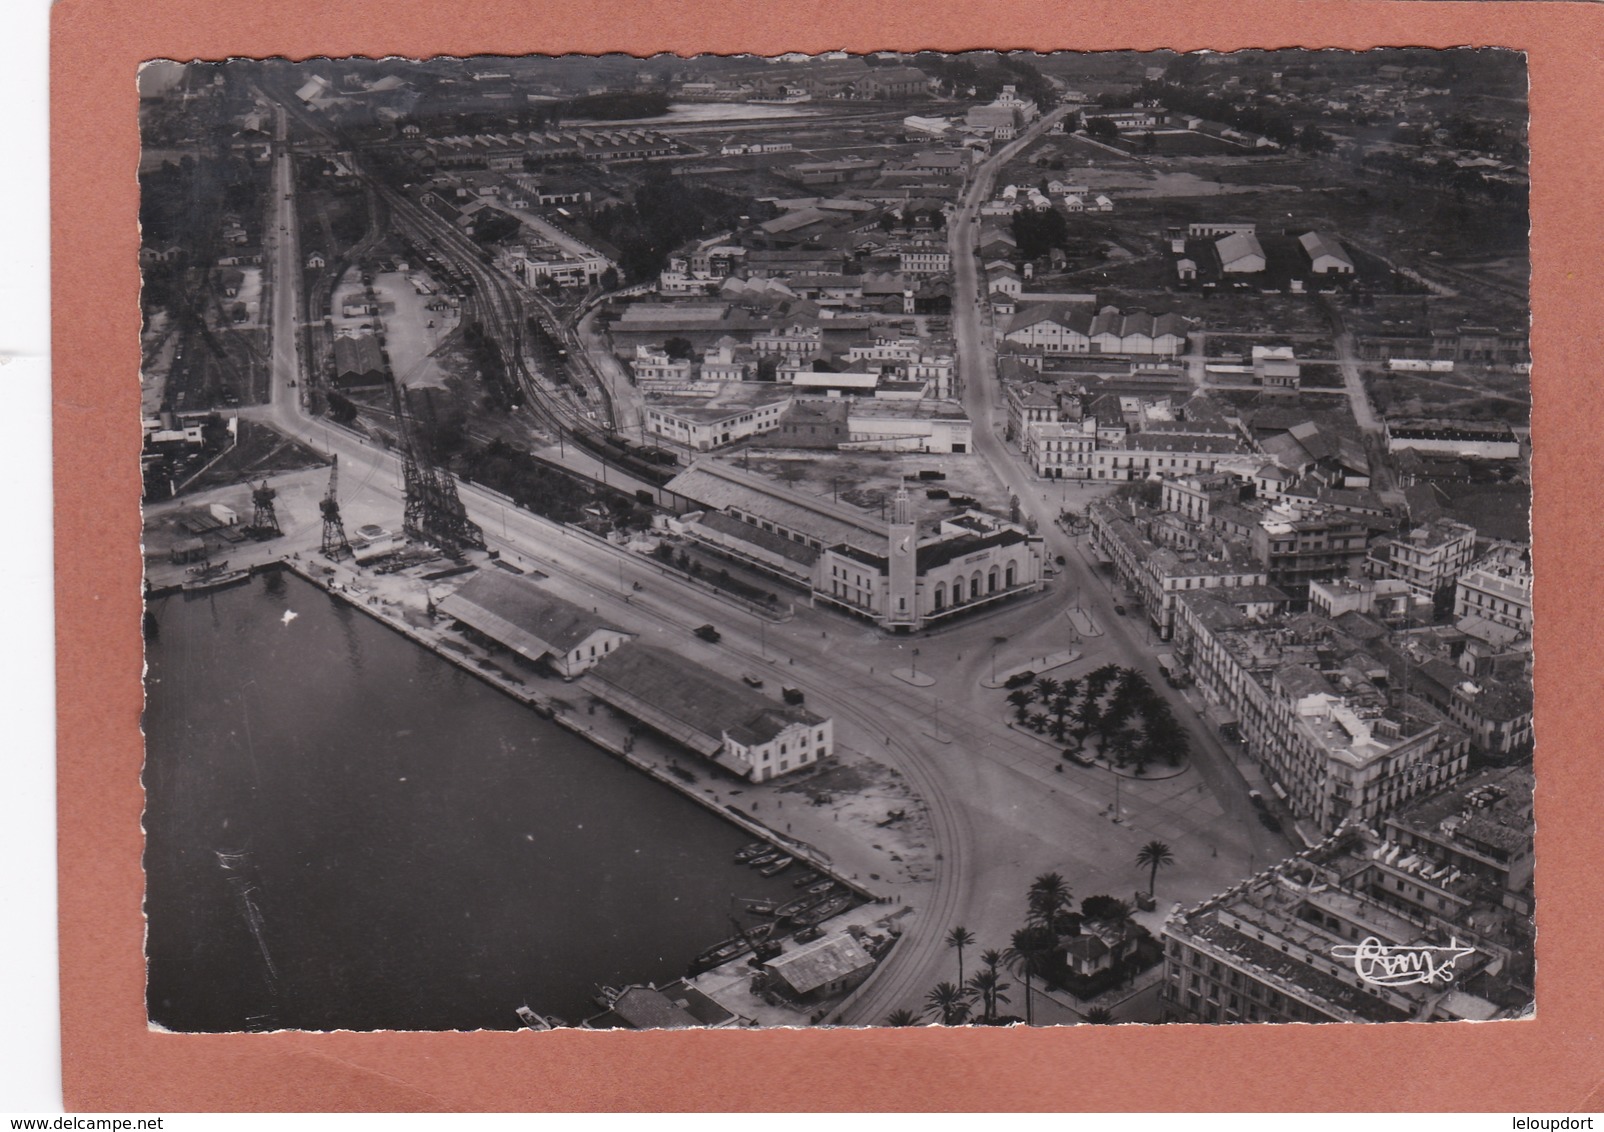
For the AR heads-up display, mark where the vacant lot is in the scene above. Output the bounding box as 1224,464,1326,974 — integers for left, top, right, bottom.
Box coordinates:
732,450,1014,526
1107,129,1249,158
184,420,328,493
1364,368,1531,425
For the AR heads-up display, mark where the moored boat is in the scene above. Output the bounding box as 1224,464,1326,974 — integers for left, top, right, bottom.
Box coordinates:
747,850,780,868
806,880,836,896
774,891,826,920
789,893,851,928
183,568,251,593
687,934,755,975
734,841,768,863
516,1005,559,1030
759,855,794,877
790,870,820,888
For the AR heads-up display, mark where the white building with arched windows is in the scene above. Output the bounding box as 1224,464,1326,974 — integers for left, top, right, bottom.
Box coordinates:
811,486,1045,631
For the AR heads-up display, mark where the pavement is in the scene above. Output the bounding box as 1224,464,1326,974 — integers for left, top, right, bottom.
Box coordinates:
978,648,1080,689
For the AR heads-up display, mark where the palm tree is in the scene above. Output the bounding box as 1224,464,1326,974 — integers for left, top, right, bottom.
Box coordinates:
884,1008,921,1027
1105,723,1137,767
924,980,973,1025
967,968,1012,1023
1006,688,1034,723
1072,696,1102,742
1029,871,1072,935
1136,840,1175,897
1028,711,1050,735
1116,667,1152,703
1082,1006,1116,1024
1086,663,1121,700
980,947,1004,984
1004,927,1053,1025
1049,690,1075,736
1034,676,1061,704
1144,708,1190,767
946,925,976,987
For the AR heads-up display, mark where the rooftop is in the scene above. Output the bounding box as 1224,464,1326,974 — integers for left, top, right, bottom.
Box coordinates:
763,933,876,996
581,644,826,754
664,460,888,553
1166,828,1503,1023
1387,765,1534,862
438,571,625,660
688,509,820,567
587,980,736,1030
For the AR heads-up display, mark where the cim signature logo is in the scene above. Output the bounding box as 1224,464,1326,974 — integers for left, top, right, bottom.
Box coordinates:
1331,937,1475,987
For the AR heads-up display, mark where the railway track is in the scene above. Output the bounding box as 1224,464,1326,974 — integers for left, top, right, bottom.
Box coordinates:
379,186,622,445
269,83,633,473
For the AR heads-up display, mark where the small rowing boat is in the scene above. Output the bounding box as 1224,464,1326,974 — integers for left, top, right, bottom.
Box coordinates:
759,855,794,877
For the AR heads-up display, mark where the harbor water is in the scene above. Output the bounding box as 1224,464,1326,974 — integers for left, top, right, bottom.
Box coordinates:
142,570,803,1031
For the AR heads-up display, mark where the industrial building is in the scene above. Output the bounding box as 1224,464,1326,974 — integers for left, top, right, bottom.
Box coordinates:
438,571,634,679
581,645,833,782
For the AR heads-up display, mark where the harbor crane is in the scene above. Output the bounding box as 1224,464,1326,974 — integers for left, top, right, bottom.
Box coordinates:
392,383,484,556
247,478,281,539
319,455,351,560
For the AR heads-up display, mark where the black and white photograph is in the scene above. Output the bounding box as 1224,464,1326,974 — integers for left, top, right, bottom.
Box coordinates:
137,48,1534,1034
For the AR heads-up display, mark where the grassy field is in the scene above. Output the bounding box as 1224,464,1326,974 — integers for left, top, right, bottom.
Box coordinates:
1364,368,1531,425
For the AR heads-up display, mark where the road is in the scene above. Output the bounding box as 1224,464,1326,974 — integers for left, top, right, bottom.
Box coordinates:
1317,295,1398,495
254,100,1289,1027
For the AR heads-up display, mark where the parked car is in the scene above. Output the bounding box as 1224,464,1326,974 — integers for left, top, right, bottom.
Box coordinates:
1257,811,1282,833
1248,790,1266,810
1004,670,1036,689
782,687,805,705
693,624,720,643
1113,603,1127,616
742,674,765,689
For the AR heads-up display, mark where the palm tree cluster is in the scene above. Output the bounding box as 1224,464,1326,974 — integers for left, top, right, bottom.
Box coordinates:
891,873,1075,1027
1005,664,1190,775
900,928,1015,1026
890,871,1170,1028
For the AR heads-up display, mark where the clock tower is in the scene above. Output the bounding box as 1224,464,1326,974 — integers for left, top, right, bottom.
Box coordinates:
887,483,919,630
